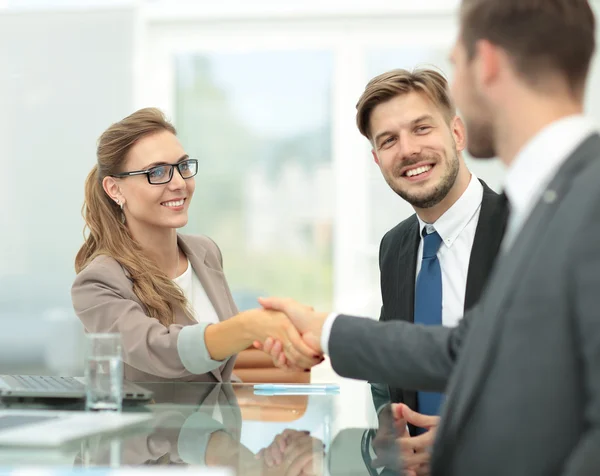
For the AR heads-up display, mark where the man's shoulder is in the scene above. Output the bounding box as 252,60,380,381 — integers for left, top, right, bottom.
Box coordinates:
381,214,419,248
379,215,419,267
568,153,600,220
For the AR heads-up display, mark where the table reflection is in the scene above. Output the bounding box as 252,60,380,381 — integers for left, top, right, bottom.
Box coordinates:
76,383,325,475
0,382,402,475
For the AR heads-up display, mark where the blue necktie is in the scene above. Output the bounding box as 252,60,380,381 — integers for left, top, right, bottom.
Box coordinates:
414,228,443,421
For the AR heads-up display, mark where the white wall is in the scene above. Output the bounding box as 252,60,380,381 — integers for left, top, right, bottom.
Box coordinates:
0,7,135,319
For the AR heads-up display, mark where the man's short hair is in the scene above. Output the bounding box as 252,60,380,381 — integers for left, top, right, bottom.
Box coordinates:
355,68,455,141
460,0,595,95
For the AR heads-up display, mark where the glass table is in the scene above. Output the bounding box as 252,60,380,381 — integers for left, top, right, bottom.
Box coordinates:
0,382,402,475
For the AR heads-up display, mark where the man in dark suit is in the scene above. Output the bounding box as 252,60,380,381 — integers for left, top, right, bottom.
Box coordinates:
260,0,600,474
260,68,508,475
353,69,507,441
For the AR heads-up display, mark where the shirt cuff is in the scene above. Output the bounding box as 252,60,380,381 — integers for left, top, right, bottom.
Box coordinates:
320,312,339,355
177,323,227,374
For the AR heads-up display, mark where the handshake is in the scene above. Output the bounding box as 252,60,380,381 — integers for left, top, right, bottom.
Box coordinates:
243,297,330,371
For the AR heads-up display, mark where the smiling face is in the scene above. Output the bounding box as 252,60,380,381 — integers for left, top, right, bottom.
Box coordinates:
103,129,195,234
370,91,467,209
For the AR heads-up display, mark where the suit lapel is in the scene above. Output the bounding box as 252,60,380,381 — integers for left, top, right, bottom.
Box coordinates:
394,219,420,323
177,235,237,382
436,135,600,456
385,218,419,409
178,235,236,323
464,181,508,310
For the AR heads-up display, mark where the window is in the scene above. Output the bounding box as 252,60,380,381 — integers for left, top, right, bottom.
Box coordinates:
175,51,334,310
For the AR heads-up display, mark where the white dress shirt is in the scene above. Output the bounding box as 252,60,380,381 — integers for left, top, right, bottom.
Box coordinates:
502,114,598,250
321,174,484,354
416,174,483,327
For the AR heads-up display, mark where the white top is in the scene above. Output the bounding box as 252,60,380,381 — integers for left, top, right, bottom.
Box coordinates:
502,115,598,251
416,174,483,327
321,174,484,353
173,260,220,326
175,260,227,375
322,115,599,355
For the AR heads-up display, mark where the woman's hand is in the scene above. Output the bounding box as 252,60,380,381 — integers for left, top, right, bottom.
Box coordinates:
241,309,322,370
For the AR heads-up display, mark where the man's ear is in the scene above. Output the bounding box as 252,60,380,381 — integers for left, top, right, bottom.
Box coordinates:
451,116,467,153
372,149,381,166
474,39,501,89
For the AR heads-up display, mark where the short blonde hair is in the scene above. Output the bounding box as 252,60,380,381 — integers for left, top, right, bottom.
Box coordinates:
356,68,455,140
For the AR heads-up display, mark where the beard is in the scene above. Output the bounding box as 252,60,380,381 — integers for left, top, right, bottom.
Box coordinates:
385,151,460,209
465,116,496,159
459,85,497,160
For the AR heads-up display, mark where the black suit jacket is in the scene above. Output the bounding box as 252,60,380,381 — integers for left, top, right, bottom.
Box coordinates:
372,179,507,434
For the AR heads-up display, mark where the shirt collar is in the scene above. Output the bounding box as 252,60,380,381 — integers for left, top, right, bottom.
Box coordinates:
504,115,598,222
417,173,483,249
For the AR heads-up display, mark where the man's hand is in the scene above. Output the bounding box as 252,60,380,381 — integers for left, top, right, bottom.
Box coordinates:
395,404,439,476
258,297,327,352
253,297,327,369
240,308,322,370
371,403,408,459
255,337,324,372
370,403,407,471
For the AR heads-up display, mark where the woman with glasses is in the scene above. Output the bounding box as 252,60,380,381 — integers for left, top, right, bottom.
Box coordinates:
71,108,319,382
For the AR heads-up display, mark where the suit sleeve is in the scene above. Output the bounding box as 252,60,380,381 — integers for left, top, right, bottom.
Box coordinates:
370,306,392,412
369,233,393,411
71,259,224,378
328,311,471,392
562,201,600,475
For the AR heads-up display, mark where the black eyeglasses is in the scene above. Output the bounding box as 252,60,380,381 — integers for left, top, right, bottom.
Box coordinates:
111,158,198,185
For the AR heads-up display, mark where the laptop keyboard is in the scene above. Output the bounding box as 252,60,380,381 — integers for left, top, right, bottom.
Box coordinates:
12,375,84,391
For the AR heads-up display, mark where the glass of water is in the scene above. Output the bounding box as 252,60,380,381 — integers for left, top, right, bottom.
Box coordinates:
85,333,123,412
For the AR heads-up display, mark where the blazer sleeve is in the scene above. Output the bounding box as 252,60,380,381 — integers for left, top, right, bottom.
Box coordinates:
328,311,471,392
71,256,224,379
562,199,600,475
369,305,392,412
368,231,394,411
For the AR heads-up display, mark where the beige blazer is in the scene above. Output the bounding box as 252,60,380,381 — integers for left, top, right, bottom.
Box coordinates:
71,234,239,382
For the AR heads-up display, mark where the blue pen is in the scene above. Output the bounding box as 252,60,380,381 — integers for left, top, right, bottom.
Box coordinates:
253,383,340,393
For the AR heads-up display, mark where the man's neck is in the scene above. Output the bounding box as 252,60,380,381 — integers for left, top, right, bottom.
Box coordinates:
414,169,472,224
127,222,179,276
494,96,583,167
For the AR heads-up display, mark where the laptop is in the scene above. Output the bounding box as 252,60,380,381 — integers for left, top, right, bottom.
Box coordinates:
0,375,153,403
0,409,152,447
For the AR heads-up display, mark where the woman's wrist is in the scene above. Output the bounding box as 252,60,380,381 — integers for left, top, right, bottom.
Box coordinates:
203,312,258,361
236,309,263,343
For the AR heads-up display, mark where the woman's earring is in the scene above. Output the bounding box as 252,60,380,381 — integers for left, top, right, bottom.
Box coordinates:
115,199,125,223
